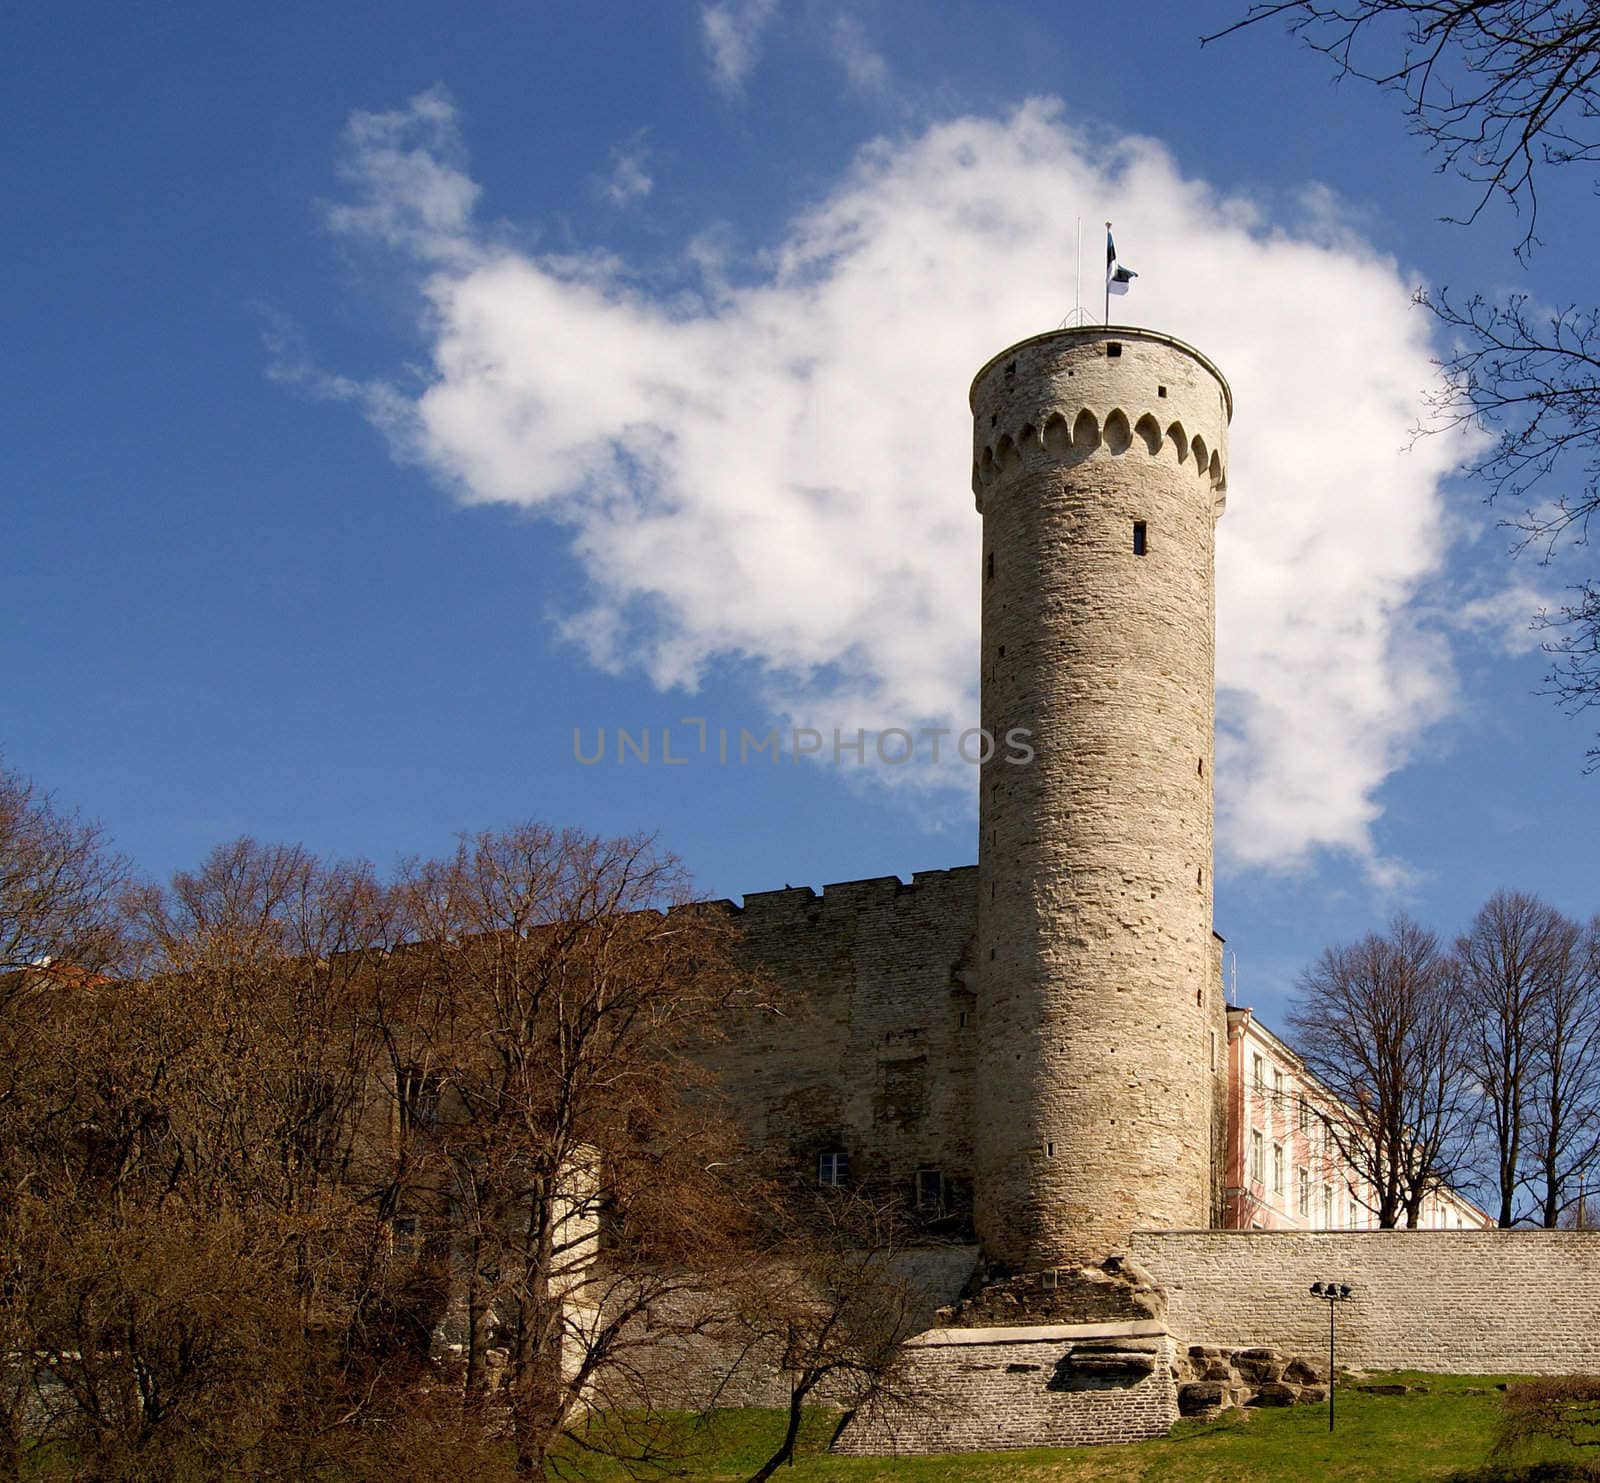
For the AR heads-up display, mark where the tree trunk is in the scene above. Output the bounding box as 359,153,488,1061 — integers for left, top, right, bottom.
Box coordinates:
745,1375,818,1483
463,1233,489,1413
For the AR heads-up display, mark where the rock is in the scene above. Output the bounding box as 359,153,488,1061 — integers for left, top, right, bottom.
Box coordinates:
1247,1383,1300,1407
1298,1385,1328,1404
1178,1381,1226,1416
1356,1382,1412,1395
1284,1356,1327,1385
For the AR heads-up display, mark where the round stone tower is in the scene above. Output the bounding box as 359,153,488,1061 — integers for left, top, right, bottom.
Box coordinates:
971,325,1231,1271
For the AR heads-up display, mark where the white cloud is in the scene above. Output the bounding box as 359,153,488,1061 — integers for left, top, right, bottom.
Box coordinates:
595,137,653,207
325,86,478,262
1451,579,1552,655
827,13,893,98
700,0,779,94
322,91,1497,878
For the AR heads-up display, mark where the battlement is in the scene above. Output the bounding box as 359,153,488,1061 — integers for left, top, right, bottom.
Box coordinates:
718,865,978,928
972,406,1226,514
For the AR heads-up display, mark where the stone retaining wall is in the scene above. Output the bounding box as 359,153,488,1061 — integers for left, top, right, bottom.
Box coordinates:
1129,1229,1600,1375
832,1320,1178,1454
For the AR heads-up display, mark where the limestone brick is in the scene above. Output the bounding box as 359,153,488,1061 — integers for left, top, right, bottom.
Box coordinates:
1130,1229,1600,1374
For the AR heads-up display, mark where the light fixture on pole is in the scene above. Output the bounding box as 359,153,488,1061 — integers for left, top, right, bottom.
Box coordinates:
1309,1281,1354,1432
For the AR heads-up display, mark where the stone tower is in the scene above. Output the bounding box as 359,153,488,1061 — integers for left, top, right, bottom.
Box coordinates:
970,326,1231,1271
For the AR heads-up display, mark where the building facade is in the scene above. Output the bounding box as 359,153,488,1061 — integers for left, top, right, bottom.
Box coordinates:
1224,1004,1490,1232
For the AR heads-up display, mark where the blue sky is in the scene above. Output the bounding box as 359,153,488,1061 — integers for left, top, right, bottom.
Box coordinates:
7,1,1598,1025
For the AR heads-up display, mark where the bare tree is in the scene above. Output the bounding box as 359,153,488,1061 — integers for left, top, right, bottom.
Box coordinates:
392,824,761,1480
1526,912,1600,1225
1204,2,1600,755
1289,914,1475,1226
0,758,125,993
733,1188,922,1483
1203,1,1600,246
0,761,128,1480
1457,890,1580,1225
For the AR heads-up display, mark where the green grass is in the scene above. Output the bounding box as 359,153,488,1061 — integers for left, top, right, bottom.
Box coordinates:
564,1376,1600,1483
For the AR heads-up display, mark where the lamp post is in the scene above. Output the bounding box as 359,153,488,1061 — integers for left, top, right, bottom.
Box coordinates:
1309,1281,1353,1431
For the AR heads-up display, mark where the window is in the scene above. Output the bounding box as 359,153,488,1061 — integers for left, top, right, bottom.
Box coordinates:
1209,1029,1218,1073
391,1215,418,1254
1323,1184,1334,1228
1250,1129,1264,1185
1273,1067,1285,1108
1132,520,1147,556
1298,1095,1311,1134
1106,342,1123,358
1298,1167,1310,1218
1253,1054,1265,1094
916,1169,944,1211
1273,1142,1285,1194
818,1150,849,1187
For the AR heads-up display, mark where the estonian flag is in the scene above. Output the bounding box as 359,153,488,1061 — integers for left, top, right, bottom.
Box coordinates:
1106,226,1137,296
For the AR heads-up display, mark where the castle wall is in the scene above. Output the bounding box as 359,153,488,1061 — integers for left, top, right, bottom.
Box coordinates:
706,869,980,1214
972,328,1231,1267
1130,1229,1600,1374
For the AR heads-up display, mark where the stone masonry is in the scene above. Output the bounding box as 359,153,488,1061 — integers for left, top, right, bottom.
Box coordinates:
1131,1229,1600,1374
832,1321,1180,1455
972,328,1232,1268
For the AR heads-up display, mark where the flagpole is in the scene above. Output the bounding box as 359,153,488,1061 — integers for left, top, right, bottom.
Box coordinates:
1104,219,1111,325
1074,217,1081,324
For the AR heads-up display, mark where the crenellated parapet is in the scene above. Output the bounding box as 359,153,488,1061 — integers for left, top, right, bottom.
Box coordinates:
973,406,1227,516
718,866,979,935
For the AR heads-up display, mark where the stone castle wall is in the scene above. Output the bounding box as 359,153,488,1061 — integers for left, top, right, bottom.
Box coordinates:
705,869,980,1213
1130,1229,1600,1374
972,328,1232,1267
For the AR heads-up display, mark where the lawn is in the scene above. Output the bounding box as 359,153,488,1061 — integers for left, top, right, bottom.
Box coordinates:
568,1376,1600,1483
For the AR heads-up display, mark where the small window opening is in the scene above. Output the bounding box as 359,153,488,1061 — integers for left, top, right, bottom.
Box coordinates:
985,551,995,581
1198,757,1204,777
1045,1140,1056,1158
1158,385,1168,398
818,1150,849,1187
1106,342,1122,358
1132,520,1147,556
916,1169,944,1210
1197,866,1204,888
990,413,998,428
997,644,1005,656
958,1010,968,1028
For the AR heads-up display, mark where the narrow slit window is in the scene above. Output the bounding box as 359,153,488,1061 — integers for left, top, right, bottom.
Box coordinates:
985,551,995,580
1106,342,1122,357
1132,520,1147,556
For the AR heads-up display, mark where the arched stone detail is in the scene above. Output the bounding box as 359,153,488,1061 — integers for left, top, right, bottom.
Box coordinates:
1134,413,1162,456
1166,421,1188,464
1072,409,1100,450
1104,408,1132,455
1043,411,1072,455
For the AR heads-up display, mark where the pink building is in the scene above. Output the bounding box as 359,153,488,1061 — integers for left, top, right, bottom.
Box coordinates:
1223,1005,1491,1231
